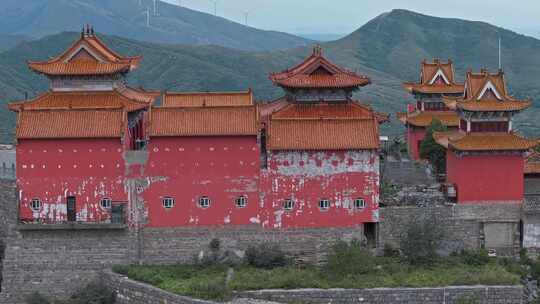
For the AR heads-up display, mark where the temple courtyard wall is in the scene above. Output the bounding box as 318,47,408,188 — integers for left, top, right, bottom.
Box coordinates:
0,180,530,303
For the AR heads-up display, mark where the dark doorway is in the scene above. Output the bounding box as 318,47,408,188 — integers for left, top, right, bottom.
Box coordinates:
364,222,377,248
67,196,76,222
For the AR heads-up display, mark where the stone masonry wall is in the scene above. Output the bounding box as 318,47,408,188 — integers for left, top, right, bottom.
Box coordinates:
379,204,522,255
102,270,217,304
239,286,523,304
141,225,364,264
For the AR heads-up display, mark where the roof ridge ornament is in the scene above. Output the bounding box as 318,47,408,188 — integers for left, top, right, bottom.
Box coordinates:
313,44,323,57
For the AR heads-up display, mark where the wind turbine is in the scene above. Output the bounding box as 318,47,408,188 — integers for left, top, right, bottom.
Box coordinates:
243,11,249,26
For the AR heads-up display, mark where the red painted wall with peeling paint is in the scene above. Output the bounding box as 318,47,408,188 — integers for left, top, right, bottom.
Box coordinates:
17,138,127,222
446,150,524,204
261,150,379,228
143,136,261,227
407,127,425,161
17,137,381,229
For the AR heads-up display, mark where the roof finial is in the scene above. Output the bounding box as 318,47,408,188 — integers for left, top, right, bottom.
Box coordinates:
81,26,85,37
90,26,94,36
313,44,323,57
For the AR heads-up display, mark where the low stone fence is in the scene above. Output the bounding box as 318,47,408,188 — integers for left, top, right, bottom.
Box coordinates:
238,286,523,304
101,270,217,304
102,270,523,304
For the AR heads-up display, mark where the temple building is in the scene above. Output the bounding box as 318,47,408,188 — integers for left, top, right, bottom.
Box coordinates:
260,45,386,234
10,26,158,223
10,30,385,233
434,69,538,204
399,59,464,160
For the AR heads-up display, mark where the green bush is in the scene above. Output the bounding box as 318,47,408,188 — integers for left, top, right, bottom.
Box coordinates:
460,249,490,266
187,277,231,301
400,215,444,265
245,243,288,269
531,258,540,281
324,239,375,276
67,281,115,304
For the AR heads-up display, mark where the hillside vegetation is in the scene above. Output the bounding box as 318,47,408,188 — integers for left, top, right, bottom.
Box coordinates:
0,9,539,142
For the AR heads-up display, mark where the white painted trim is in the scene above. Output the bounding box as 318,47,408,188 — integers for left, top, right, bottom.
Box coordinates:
466,120,471,132
477,81,502,100
429,69,450,85
63,44,105,63
509,120,513,131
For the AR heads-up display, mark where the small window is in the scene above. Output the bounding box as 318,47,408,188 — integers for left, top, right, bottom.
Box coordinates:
235,196,247,208
318,199,330,211
100,198,112,209
198,196,211,209
30,198,42,211
162,197,175,209
283,199,294,211
354,198,366,209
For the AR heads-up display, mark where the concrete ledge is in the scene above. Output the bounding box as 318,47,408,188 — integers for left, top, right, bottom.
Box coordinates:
17,223,127,231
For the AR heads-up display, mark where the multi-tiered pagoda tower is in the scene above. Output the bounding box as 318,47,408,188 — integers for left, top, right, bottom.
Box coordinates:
435,69,537,203
399,59,464,160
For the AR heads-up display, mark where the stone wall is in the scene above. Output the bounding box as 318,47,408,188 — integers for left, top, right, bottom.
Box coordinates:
141,225,363,264
379,204,522,255
238,286,523,304
101,270,217,304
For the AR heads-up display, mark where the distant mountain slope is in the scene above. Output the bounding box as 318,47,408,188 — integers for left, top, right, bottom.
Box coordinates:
0,34,29,52
0,9,539,142
0,0,309,51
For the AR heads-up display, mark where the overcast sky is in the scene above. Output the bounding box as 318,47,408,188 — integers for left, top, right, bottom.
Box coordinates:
162,0,539,35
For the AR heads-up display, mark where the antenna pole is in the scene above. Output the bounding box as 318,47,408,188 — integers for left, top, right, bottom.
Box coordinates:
213,0,217,15
146,7,150,27
244,11,248,26
498,36,502,70
153,0,158,16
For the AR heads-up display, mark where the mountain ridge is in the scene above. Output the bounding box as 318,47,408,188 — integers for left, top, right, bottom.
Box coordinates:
0,0,310,51
0,9,538,142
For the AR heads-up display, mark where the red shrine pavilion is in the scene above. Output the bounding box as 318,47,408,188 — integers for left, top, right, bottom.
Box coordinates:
10,30,385,234
398,59,464,160
435,69,538,203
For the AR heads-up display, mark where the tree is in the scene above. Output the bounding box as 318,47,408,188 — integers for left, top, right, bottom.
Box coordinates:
420,119,448,173
400,213,445,264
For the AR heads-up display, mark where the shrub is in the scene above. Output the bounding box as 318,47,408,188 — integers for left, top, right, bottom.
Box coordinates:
460,249,490,266
324,239,375,276
59,281,115,304
383,243,399,257
400,214,444,264
245,243,288,269
419,119,447,173
25,292,51,304
187,277,231,301
531,258,540,281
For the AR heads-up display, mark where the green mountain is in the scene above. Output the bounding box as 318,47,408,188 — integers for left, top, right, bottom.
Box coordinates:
0,0,309,51
0,9,538,142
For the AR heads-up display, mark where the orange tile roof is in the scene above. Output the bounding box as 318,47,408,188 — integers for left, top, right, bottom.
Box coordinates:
27,28,140,76
401,111,460,127
267,118,379,150
270,46,370,89
526,152,540,174
16,109,124,139
163,90,253,107
266,100,381,150
403,59,464,95
443,69,531,112
434,131,538,151
403,83,465,94
149,106,258,137
8,88,155,112
271,102,374,120
457,99,531,112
